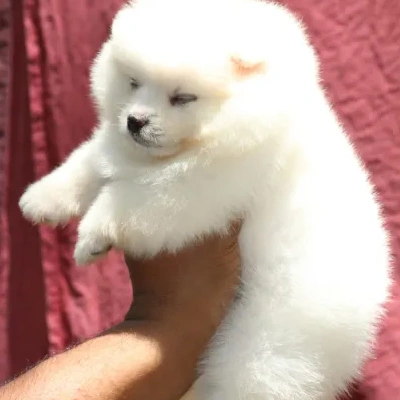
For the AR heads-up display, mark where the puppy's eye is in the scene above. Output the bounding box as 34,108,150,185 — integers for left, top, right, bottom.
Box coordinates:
130,78,140,89
170,94,198,106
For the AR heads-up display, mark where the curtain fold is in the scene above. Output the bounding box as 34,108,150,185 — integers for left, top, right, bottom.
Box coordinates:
2,0,48,380
1,0,130,382
0,0,10,381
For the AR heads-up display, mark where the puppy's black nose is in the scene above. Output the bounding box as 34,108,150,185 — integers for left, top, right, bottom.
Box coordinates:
127,115,149,135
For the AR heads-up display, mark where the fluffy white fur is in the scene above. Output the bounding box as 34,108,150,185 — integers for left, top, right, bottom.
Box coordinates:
19,0,391,399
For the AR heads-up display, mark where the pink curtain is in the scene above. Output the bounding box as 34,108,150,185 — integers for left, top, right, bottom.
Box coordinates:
1,0,400,398
2,0,131,380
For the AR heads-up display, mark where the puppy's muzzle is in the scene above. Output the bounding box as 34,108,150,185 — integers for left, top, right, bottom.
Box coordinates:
127,115,149,137
127,114,153,147
127,114,162,148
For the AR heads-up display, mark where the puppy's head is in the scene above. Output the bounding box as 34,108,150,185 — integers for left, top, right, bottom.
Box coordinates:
91,0,319,159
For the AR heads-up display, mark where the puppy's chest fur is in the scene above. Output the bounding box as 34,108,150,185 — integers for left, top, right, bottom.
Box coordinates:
98,152,265,255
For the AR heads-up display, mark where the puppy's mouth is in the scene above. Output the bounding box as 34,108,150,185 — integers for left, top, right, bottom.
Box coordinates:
132,134,155,148
130,131,163,148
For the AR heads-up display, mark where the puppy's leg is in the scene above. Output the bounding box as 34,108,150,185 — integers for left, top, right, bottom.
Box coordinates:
180,385,197,400
73,180,138,266
19,138,103,226
197,213,386,400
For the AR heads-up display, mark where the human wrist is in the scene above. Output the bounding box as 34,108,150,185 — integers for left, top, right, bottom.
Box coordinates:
123,303,215,361
113,318,201,397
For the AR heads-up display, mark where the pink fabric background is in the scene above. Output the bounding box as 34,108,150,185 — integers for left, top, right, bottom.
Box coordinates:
1,0,400,398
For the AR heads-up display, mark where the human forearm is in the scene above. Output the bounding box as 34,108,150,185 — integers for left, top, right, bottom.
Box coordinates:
0,321,200,400
1,225,241,400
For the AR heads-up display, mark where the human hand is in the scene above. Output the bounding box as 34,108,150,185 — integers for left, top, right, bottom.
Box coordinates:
123,222,242,398
0,224,241,400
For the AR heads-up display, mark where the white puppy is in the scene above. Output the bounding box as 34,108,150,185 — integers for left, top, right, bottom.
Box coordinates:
19,0,391,399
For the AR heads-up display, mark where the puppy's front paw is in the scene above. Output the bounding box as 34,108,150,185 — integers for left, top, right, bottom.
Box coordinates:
19,178,75,226
74,233,112,266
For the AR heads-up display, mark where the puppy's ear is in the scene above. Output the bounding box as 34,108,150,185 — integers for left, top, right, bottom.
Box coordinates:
230,55,266,79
